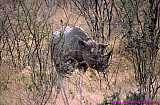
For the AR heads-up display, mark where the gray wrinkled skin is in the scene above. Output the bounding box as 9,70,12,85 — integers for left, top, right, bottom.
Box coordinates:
51,26,112,75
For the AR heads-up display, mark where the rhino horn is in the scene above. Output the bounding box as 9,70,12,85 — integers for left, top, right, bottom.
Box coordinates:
104,49,113,61
99,43,109,49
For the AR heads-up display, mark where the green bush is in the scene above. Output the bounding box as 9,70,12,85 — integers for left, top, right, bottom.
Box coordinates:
125,91,145,105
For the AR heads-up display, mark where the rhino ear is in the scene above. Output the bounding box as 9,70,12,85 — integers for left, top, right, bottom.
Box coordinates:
78,40,88,48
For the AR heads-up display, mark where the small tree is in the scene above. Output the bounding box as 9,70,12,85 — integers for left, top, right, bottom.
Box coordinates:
0,0,57,104
72,0,114,42
117,0,160,99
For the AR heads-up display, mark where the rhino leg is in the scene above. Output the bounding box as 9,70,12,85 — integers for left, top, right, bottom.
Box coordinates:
62,57,78,74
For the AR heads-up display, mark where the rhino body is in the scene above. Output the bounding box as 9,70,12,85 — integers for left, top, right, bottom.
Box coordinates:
51,26,112,75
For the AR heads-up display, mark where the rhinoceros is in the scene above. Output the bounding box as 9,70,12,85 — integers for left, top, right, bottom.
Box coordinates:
51,26,112,75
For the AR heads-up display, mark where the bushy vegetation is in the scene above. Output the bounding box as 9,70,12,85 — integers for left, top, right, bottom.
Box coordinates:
0,0,160,105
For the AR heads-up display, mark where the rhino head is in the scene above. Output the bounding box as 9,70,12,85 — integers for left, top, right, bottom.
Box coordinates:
78,39,112,72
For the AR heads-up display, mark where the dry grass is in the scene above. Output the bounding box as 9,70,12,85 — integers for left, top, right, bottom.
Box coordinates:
0,37,139,105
